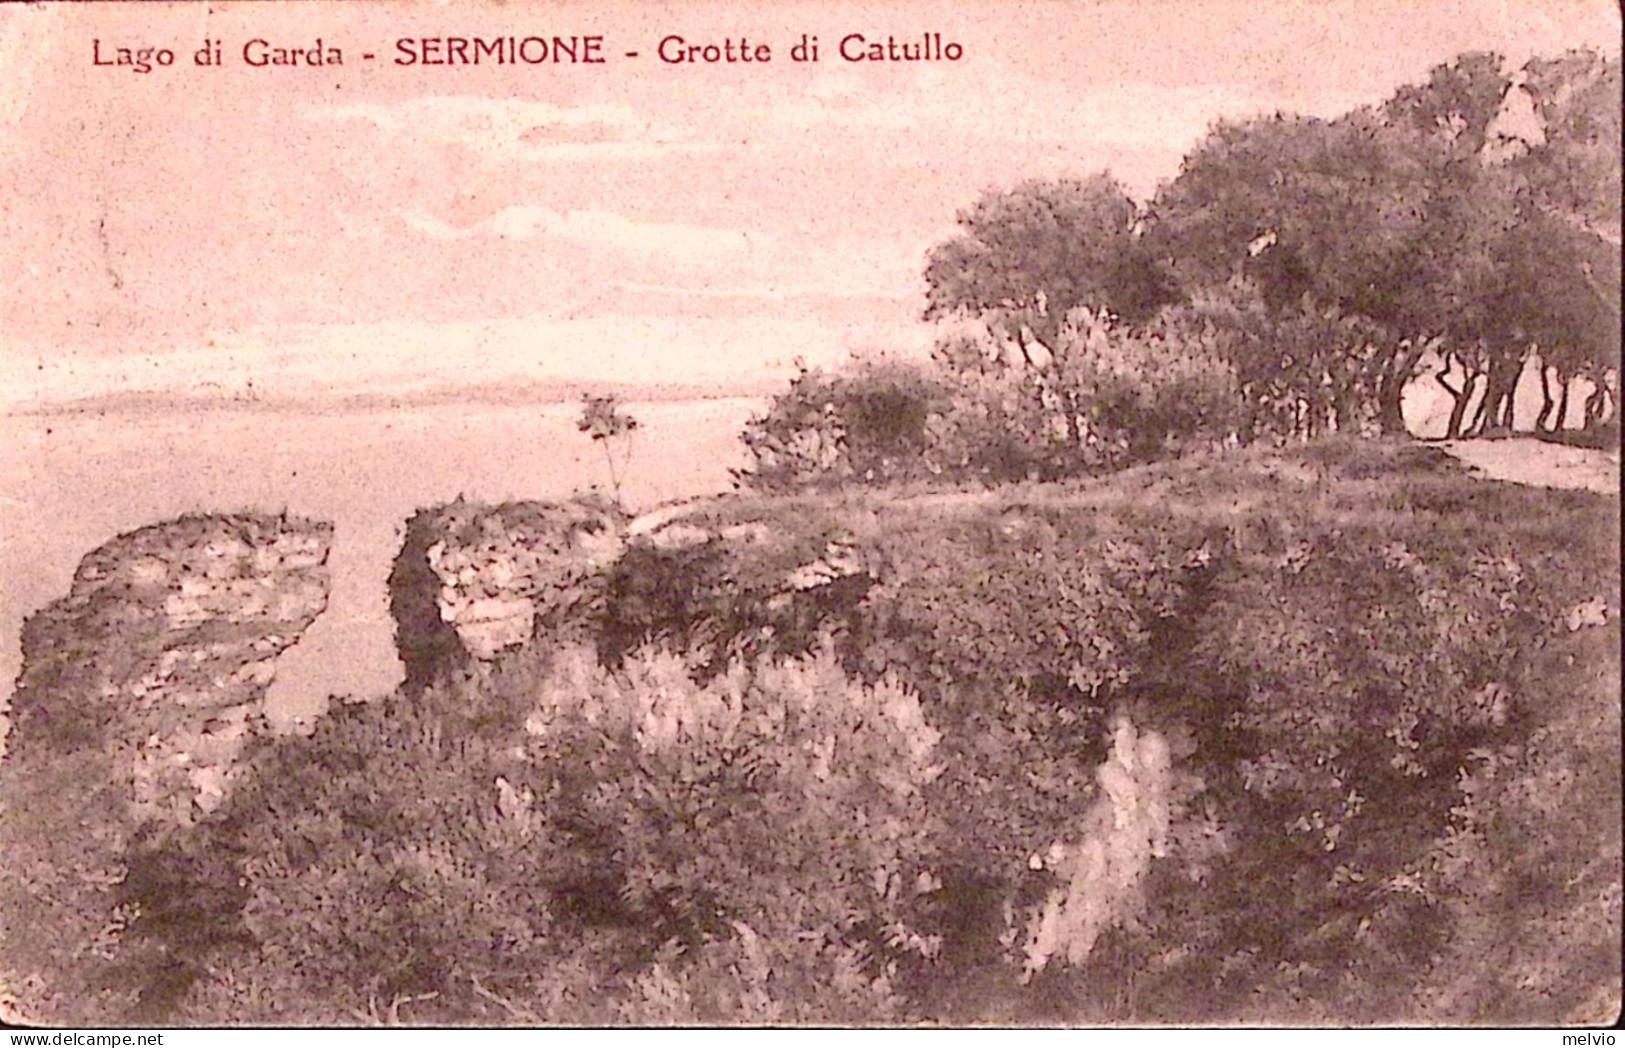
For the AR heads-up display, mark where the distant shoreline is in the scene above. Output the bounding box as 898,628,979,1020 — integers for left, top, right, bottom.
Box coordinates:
3,378,784,420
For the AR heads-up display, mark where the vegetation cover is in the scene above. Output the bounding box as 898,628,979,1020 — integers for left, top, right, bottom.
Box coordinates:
5,439,1614,1025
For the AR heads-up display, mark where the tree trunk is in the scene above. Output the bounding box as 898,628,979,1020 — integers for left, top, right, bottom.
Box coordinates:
1474,379,1510,436
1375,375,1407,436
1467,392,1488,437
1374,339,1428,437
1474,347,1528,436
1536,364,1557,434
1436,356,1480,440
1331,386,1356,434
1443,374,1478,440
1584,385,1614,430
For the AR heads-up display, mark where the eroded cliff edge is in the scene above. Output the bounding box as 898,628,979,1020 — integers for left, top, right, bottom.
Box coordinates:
388,497,625,691
7,512,332,824
385,493,877,683
0,511,333,1023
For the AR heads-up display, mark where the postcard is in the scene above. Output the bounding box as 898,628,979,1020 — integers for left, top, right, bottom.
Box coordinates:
1,0,1619,1030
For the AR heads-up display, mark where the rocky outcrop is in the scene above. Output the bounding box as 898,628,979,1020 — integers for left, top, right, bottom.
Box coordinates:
387,495,880,679
8,513,332,825
600,509,875,667
389,498,625,690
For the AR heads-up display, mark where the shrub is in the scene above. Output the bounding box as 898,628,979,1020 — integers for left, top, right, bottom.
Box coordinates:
739,314,1242,492
1414,618,1622,1025
737,359,952,492
1171,286,1392,442
1094,485,1621,1024
527,645,946,1021
1027,311,1241,473
212,678,579,1023
1158,536,1533,1015
202,644,946,1024
0,743,143,1024
607,929,912,1025
823,505,1225,1014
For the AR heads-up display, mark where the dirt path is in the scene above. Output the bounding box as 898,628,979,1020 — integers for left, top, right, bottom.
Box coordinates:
1440,438,1621,494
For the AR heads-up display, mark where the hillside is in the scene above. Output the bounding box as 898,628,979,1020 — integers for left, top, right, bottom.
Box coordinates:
5,437,1613,1025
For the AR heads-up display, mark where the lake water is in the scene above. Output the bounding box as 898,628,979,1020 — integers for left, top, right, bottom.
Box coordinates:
0,397,765,729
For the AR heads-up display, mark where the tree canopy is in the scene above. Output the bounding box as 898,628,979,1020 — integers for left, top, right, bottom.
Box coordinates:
915,48,1622,445
923,174,1177,354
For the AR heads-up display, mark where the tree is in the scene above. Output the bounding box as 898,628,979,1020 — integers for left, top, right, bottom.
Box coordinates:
1419,50,1623,439
924,175,1176,353
1508,50,1623,433
1515,50,1623,241
1414,159,1524,438
1147,54,1538,437
1147,109,1444,434
1384,50,1511,162
923,175,1181,459
1491,206,1621,434
577,394,640,505
1392,50,1621,438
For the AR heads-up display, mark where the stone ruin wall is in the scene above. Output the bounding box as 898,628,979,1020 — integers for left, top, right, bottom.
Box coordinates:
386,495,872,679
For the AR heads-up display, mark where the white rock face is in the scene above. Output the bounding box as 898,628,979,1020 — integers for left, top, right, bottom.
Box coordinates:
1022,713,1178,977
454,597,542,660
413,500,626,663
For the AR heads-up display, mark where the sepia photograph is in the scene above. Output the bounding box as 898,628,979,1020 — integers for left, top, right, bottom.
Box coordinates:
0,0,1619,1029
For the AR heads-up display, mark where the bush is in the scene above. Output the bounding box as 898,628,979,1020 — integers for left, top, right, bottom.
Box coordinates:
1412,616,1622,1024
842,508,1230,1016
0,744,143,1024
1170,286,1391,442
943,311,1240,478
525,645,945,1022
1151,535,1539,1019
1065,313,1242,468
200,644,946,1024
216,676,579,1024
737,360,951,492
570,445,1617,1023
739,314,1241,492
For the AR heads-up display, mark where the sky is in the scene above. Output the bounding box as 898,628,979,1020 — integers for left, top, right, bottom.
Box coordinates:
0,0,1619,408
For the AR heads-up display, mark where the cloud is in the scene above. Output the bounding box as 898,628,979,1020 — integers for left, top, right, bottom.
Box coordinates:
781,73,1268,147
609,235,920,301
306,95,722,163
403,204,762,265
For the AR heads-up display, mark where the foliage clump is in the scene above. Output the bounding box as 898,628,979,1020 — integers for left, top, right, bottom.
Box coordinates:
178,644,947,1024
736,360,952,492
738,314,1240,492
